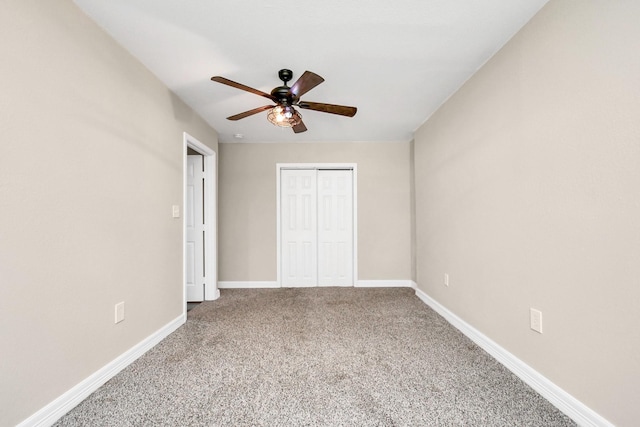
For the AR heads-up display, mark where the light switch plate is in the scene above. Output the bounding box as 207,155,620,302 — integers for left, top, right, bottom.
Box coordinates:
530,308,542,333
172,205,180,218
115,302,125,324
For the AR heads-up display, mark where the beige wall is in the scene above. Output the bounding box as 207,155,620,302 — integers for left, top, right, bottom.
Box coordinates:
414,1,640,425
5,0,636,425
0,1,217,425
219,142,412,282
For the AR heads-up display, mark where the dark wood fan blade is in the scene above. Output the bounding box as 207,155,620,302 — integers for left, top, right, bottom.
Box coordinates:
292,120,307,133
226,105,274,121
297,101,357,117
211,76,276,102
289,71,324,99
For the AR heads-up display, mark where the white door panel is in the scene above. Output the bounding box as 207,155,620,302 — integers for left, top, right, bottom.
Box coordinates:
186,155,205,301
281,169,317,287
280,168,353,287
318,170,353,286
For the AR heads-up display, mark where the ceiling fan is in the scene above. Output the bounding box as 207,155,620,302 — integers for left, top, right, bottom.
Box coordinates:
211,69,357,133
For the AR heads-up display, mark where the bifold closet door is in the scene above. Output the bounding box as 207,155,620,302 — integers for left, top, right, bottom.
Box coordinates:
281,169,354,287
317,170,353,286
281,169,318,287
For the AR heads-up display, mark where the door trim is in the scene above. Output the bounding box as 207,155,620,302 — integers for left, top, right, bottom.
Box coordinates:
183,132,218,306
276,163,358,287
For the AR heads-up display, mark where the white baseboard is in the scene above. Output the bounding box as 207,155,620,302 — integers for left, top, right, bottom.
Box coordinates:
218,281,279,289
18,314,186,427
218,280,416,289
413,287,613,427
355,280,415,288
205,284,220,301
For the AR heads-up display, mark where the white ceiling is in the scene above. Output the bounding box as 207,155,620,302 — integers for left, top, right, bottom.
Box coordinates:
73,0,548,143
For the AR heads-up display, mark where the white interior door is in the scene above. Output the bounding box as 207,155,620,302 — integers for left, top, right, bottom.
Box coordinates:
280,168,354,287
186,154,205,301
318,170,353,286
281,169,317,287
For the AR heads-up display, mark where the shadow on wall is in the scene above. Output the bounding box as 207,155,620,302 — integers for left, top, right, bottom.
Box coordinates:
170,90,196,123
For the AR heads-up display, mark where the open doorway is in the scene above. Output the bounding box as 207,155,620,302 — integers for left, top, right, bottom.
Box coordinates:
183,132,218,307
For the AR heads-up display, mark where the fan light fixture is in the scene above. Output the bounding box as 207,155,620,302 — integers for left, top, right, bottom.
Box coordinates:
267,105,302,128
211,69,357,134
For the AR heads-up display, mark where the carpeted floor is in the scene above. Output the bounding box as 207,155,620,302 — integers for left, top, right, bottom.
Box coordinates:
55,288,575,426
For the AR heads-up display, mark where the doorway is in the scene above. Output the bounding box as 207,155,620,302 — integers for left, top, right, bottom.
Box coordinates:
183,132,218,303
277,164,357,287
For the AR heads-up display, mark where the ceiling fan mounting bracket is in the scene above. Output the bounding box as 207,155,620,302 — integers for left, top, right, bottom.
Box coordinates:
278,69,293,84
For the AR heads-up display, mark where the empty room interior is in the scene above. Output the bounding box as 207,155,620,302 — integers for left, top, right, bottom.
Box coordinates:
1,0,639,426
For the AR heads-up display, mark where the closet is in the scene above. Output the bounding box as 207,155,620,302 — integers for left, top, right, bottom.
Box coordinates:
280,168,354,287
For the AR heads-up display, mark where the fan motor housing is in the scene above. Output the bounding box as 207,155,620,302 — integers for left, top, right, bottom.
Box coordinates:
271,69,295,105
271,86,292,105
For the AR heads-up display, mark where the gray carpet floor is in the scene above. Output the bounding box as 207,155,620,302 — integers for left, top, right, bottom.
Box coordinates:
55,288,575,426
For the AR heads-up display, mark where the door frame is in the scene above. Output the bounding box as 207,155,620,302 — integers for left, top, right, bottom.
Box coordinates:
183,132,218,306
276,163,358,287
